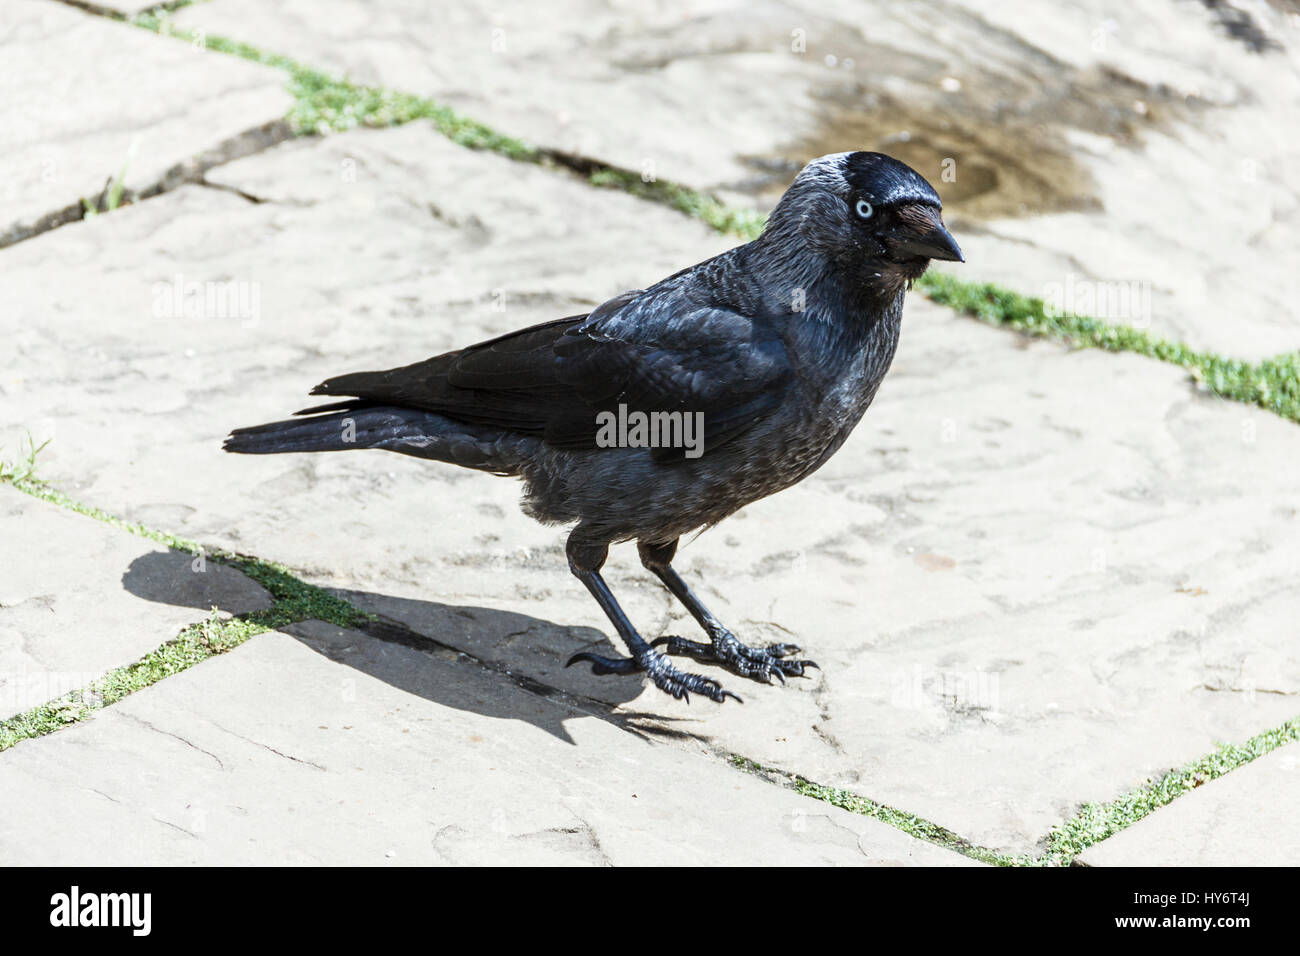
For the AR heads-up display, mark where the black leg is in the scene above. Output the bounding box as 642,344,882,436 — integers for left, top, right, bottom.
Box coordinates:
639,539,817,683
564,536,740,703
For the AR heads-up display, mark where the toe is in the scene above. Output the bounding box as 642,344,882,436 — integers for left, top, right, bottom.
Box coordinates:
773,657,818,677
566,651,639,675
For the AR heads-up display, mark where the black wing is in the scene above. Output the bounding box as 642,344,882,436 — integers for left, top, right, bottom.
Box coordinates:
306,286,791,461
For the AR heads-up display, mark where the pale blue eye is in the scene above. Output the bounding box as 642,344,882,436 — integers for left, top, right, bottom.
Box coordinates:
855,199,873,219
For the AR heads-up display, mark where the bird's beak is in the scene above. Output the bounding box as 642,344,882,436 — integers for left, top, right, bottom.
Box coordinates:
888,205,965,263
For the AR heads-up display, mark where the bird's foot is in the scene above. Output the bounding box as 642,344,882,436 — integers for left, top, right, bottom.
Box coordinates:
651,631,817,684
566,646,741,704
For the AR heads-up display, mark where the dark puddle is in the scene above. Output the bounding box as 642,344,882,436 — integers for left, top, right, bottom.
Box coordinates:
736,55,1200,223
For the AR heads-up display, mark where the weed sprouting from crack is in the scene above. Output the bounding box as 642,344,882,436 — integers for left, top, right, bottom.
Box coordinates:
0,433,52,485
81,139,137,218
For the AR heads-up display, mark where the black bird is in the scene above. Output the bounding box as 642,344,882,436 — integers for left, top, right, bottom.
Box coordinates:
225,151,963,703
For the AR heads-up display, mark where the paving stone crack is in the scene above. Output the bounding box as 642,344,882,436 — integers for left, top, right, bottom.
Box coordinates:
152,815,199,839
197,178,269,204
219,729,327,771
1,118,292,249
1201,683,1297,697
119,712,226,771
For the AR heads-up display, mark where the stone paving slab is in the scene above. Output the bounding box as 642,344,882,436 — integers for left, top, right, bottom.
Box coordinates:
1,0,292,244
1078,743,1300,866
3,125,1297,856
0,622,976,865
0,486,272,720
172,0,1300,358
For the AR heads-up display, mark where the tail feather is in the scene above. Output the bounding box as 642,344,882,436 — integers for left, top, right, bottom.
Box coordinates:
292,398,371,417
224,409,363,455
224,406,526,473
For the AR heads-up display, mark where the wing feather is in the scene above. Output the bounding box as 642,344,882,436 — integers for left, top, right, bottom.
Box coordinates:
309,281,790,461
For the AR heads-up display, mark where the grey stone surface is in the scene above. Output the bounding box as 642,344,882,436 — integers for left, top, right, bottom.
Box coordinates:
2,124,1297,856
173,0,1300,358
1078,743,1300,866
0,486,272,720
1,0,291,244
0,623,977,865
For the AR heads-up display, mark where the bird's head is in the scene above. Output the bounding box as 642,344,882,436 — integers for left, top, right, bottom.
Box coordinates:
767,151,963,296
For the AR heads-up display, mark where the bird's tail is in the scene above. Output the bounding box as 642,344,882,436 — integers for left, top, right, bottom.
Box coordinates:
223,404,527,474
224,406,359,455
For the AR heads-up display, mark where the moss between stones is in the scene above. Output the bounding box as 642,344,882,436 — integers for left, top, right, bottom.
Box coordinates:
731,713,1300,866
0,470,371,754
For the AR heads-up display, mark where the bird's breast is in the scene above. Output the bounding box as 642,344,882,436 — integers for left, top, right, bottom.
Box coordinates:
761,300,903,486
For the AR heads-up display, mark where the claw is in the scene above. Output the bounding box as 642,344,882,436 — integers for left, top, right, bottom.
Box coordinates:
654,629,818,687
569,645,738,704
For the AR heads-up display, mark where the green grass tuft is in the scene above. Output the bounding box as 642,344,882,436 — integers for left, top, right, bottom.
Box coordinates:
0,433,51,484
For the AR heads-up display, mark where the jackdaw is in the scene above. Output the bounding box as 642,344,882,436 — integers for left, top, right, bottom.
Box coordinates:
225,151,963,703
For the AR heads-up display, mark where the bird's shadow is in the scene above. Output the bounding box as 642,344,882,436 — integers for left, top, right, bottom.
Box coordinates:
121,550,706,745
